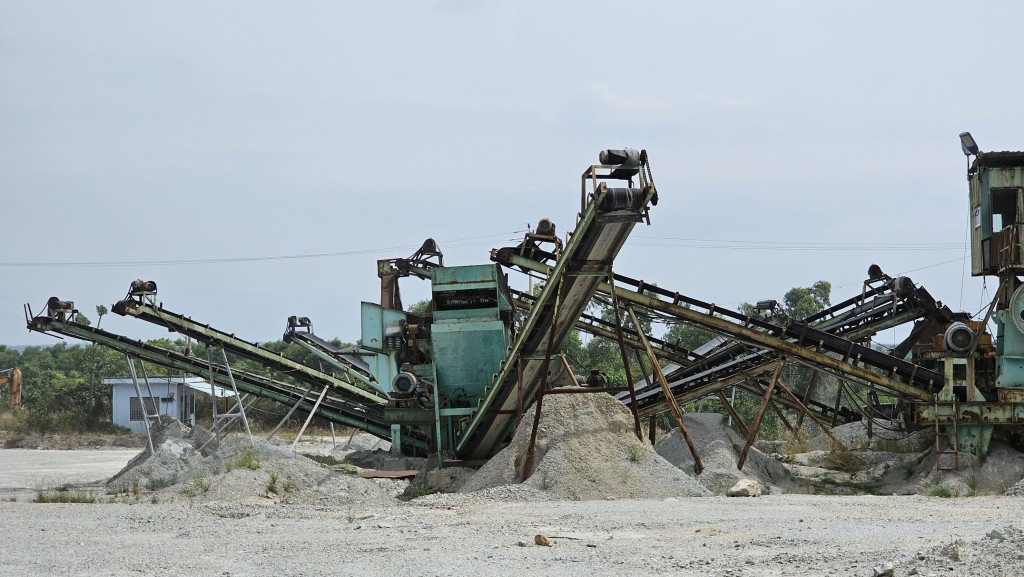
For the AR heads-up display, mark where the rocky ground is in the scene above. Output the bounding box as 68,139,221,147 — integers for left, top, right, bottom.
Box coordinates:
4,392,1024,575
2,495,1023,576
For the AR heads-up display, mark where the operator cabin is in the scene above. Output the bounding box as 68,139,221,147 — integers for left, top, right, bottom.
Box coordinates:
104,376,232,433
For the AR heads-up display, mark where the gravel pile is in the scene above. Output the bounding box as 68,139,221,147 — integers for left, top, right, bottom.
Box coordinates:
806,420,933,453
106,417,206,494
461,391,710,500
106,418,394,512
655,413,795,493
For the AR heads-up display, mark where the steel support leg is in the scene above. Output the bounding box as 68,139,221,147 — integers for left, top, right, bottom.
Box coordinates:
291,386,329,451
521,276,565,482
715,390,750,438
739,360,784,470
776,377,843,447
608,281,643,442
125,355,155,454
626,305,702,473
267,384,314,441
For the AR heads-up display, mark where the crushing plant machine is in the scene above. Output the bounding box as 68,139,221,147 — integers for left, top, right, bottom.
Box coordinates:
27,149,659,460
24,139,1024,467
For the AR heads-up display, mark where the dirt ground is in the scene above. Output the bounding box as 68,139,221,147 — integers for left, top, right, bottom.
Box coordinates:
4,403,1024,576
1,493,1023,576
0,447,141,501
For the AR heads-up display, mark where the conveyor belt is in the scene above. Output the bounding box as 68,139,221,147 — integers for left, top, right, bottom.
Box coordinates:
510,289,862,424
25,314,430,448
455,161,658,459
497,252,943,412
282,327,379,392
112,298,386,407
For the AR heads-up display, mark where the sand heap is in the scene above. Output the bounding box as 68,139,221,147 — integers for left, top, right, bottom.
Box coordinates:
106,418,393,511
655,413,795,494
461,391,710,500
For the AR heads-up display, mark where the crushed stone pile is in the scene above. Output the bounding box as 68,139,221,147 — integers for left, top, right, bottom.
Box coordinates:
908,525,1024,576
107,416,208,494
461,391,710,500
654,413,796,494
806,420,933,453
106,418,393,512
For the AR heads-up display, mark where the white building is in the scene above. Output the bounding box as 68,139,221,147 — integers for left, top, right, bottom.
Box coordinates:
104,375,234,433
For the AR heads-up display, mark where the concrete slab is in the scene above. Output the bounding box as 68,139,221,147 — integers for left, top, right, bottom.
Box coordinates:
0,448,140,501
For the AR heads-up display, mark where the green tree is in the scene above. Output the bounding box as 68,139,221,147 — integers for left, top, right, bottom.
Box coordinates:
783,281,831,322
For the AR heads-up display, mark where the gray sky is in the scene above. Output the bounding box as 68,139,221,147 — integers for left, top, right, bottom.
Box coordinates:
3,1,1023,348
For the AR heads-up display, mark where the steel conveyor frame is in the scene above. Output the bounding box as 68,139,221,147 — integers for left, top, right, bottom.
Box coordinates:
455,158,658,459
25,314,430,448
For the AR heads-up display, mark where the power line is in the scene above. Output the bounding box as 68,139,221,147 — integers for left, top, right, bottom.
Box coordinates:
0,232,521,268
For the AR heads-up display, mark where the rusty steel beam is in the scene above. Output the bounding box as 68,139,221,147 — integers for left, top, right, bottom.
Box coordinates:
739,361,784,470
627,305,702,473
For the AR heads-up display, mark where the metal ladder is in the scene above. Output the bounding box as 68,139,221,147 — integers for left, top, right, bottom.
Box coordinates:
934,399,960,479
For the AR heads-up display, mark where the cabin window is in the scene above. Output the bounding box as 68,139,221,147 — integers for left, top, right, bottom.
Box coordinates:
129,396,158,421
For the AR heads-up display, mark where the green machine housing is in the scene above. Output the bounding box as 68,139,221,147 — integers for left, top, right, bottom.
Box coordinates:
968,151,1024,395
359,264,515,455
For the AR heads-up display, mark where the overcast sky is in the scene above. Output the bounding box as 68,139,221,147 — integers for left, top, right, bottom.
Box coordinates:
3,1,1024,349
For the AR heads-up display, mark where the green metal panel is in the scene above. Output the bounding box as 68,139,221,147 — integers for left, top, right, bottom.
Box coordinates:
431,317,509,402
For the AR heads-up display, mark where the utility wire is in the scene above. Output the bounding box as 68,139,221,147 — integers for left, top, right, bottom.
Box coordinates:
0,232,521,268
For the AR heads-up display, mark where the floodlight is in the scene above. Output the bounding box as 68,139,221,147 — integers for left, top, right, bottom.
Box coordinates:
959,132,980,156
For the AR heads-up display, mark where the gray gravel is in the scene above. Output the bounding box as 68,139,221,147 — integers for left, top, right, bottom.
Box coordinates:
2,495,1024,576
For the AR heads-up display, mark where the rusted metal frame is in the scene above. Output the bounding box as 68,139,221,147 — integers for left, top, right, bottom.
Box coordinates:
830,376,845,428
609,282,645,442
775,377,843,447
715,390,751,437
762,386,796,433
558,354,581,387
520,275,566,483
512,288,693,367
730,379,853,428
795,369,822,428
516,357,525,426
967,293,999,357
544,386,631,395
637,363,777,418
648,415,658,444
626,305,703,473
634,350,654,383
738,360,785,470
502,255,936,401
120,301,387,404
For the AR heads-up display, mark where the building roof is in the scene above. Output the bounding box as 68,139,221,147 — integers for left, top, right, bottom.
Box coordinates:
103,376,237,398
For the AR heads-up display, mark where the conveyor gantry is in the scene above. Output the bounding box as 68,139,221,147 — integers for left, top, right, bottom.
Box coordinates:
282,316,380,394
455,150,658,459
497,252,944,418
111,295,385,407
25,311,429,448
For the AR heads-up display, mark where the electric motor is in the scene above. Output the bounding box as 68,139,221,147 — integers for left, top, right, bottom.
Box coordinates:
599,148,641,167
392,371,418,396
46,297,74,316
943,322,974,353
129,279,158,296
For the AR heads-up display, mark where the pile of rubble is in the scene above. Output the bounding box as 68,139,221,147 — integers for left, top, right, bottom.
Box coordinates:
106,417,393,512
